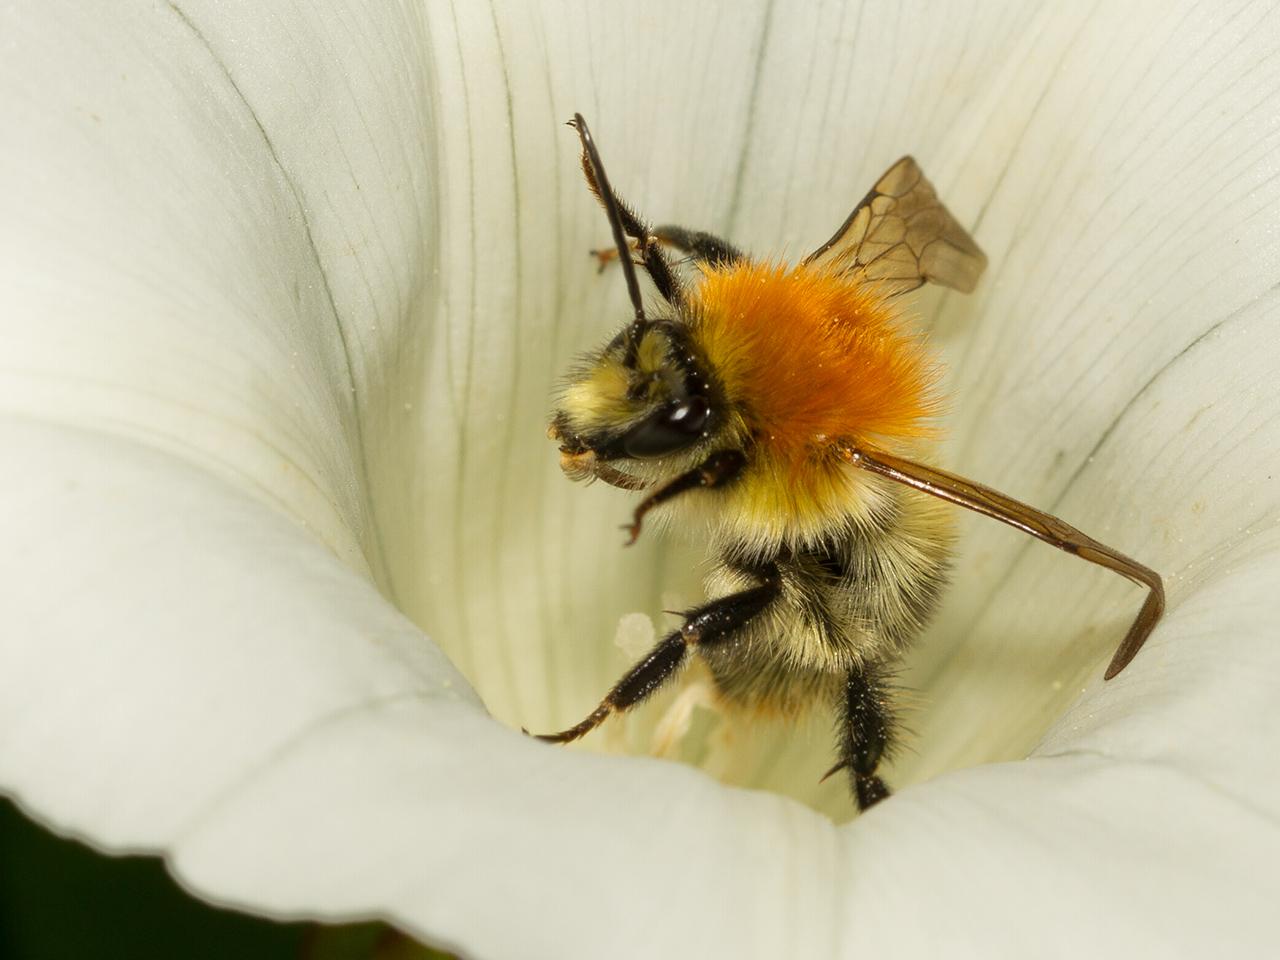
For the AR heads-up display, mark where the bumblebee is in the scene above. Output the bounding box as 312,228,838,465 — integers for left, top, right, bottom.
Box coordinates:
537,115,1164,811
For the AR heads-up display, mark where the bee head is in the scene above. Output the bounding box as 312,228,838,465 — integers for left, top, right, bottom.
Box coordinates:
550,319,717,482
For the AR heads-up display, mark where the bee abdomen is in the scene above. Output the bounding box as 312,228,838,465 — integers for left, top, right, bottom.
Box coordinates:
703,488,954,710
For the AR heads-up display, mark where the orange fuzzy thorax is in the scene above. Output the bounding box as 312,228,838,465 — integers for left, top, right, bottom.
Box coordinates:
691,260,942,469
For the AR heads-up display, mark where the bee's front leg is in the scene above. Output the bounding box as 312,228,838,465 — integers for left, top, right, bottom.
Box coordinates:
623,449,745,545
534,572,778,744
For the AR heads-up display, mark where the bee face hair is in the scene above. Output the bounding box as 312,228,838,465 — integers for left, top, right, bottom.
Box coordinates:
552,320,723,466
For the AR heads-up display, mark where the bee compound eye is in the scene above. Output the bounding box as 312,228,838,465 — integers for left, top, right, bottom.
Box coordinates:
667,395,710,432
621,396,711,459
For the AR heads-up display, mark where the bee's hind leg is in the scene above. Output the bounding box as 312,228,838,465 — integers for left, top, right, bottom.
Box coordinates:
534,572,778,744
823,667,895,811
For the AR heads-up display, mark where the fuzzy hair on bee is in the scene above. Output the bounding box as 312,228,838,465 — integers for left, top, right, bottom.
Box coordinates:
536,114,1165,811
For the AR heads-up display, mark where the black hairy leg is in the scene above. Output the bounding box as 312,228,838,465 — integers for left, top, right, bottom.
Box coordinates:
624,449,746,545
535,574,779,744
652,225,745,268
569,112,681,365
593,224,745,274
824,668,895,811
573,130,682,307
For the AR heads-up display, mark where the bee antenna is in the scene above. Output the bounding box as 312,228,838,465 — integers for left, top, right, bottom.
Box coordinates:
569,114,648,339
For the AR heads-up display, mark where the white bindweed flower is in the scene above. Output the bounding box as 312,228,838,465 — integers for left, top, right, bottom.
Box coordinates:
3,0,1279,956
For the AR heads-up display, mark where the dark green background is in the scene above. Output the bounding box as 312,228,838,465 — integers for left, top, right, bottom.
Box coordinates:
0,797,450,959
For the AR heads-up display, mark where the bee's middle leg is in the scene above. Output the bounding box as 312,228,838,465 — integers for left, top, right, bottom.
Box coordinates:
592,225,745,272
535,573,778,744
650,225,745,268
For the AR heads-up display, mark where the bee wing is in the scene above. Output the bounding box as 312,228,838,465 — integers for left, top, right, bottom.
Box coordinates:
841,444,1164,680
803,157,987,297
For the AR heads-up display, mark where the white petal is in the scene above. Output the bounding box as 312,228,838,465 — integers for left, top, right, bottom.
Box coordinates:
0,419,473,841
2,1,1279,959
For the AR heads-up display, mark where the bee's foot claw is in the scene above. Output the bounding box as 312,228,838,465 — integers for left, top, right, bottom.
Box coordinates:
590,247,617,273
819,760,849,784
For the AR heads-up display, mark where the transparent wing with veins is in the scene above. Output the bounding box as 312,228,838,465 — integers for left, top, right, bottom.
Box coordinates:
804,156,988,297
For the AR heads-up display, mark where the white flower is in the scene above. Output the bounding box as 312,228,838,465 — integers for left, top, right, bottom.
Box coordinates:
2,1,1279,957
